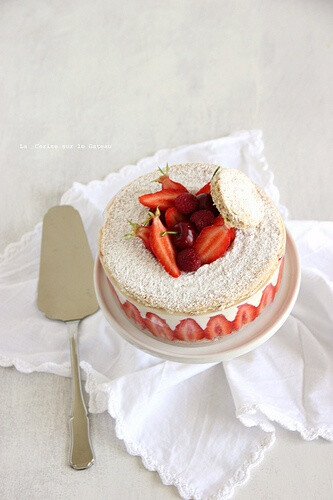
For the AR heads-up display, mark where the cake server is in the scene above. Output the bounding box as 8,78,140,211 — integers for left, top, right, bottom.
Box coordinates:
37,205,98,470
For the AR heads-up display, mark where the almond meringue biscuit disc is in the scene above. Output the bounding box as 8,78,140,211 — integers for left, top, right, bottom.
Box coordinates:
211,168,265,229
99,163,285,315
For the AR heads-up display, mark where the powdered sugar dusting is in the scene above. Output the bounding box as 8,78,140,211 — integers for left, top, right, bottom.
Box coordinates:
100,163,285,314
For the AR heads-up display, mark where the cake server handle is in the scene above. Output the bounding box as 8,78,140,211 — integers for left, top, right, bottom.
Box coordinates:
67,320,94,470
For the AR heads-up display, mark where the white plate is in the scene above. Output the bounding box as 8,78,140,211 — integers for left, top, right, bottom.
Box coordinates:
94,230,301,363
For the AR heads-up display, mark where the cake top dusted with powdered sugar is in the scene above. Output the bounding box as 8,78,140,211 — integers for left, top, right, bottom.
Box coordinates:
99,163,285,314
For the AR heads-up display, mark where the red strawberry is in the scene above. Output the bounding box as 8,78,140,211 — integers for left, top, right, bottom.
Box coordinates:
126,222,151,251
204,315,233,339
149,209,181,278
135,225,151,250
216,215,236,242
229,227,236,243
165,207,186,228
122,301,146,330
195,167,220,196
195,182,210,196
233,304,258,331
144,312,174,340
138,189,184,210
155,165,188,192
174,318,205,341
159,176,187,192
258,284,276,314
214,215,225,226
194,223,232,264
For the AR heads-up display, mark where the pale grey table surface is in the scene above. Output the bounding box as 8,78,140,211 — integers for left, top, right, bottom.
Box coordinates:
0,1,332,499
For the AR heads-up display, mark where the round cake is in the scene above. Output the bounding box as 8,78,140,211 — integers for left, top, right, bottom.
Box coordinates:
99,163,285,342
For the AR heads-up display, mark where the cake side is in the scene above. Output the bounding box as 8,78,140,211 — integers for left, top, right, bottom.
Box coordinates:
104,256,285,342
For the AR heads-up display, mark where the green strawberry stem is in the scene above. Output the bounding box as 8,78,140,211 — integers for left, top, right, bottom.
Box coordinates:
148,207,161,219
158,163,169,176
153,163,170,182
125,220,139,238
125,214,151,237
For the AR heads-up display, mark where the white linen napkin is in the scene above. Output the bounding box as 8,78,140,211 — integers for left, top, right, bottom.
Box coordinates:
0,130,332,499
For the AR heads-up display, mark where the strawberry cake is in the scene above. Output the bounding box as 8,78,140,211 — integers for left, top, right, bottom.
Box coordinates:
99,163,285,343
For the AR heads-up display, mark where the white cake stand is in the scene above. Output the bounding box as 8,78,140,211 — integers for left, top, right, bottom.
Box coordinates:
94,230,301,363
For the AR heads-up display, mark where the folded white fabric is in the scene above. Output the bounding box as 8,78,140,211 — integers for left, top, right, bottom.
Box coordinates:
225,220,333,441
0,131,332,499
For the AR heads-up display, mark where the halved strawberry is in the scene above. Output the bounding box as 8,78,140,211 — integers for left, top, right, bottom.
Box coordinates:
155,165,188,192
126,222,151,251
194,223,232,264
204,315,233,339
156,164,187,193
138,189,184,210
145,312,174,340
195,167,220,196
165,207,186,228
233,304,258,331
149,209,181,278
174,318,205,341
122,300,146,330
229,227,236,243
195,182,210,196
258,284,276,314
160,176,187,191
